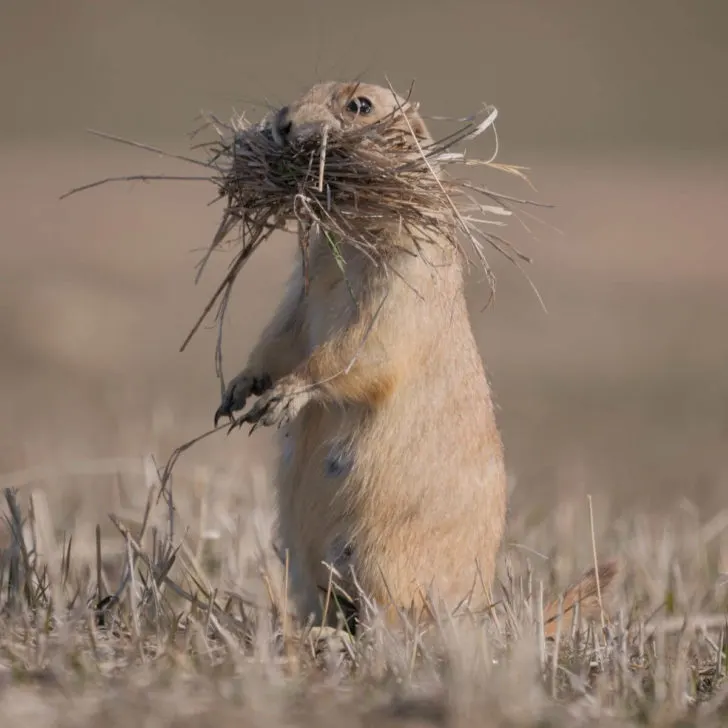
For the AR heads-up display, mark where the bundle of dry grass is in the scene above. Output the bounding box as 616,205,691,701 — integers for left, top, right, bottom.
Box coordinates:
183,90,541,350
60,84,546,362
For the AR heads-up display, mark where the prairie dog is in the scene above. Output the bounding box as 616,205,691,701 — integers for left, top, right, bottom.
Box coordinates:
216,82,615,632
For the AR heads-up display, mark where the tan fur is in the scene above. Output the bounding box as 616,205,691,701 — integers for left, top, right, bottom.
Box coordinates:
542,559,619,639
218,81,616,631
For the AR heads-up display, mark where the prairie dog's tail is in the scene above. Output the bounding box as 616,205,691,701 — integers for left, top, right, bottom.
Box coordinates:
542,559,619,639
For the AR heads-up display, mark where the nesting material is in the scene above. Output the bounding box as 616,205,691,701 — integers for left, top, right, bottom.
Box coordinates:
61,86,545,354
183,92,540,351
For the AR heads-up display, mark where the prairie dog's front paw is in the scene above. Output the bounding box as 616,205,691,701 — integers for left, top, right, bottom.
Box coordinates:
233,376,312,433
214,371,272,427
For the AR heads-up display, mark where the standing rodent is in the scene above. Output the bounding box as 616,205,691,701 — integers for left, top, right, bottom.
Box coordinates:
215,82,616,633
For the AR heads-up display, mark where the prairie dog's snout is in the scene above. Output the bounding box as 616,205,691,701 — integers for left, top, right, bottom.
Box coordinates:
272,103,339,146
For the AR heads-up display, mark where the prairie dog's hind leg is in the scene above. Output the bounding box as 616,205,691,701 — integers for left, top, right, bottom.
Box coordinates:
275,529,326,627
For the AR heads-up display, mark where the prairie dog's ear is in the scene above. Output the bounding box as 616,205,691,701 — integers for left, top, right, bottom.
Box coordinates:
400,101,432,144
409,116,432,144
398,112,433,146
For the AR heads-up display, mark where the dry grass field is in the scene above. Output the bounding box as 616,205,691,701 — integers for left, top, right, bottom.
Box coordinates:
1,2,728,725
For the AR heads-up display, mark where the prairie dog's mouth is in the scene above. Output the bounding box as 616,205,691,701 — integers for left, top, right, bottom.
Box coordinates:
262,122,332,161
286,121,335,145
271,102,343,148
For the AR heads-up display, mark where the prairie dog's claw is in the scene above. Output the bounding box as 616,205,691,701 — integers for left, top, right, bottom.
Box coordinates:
214,402,233,428
236,377,310,432
214,373,272,428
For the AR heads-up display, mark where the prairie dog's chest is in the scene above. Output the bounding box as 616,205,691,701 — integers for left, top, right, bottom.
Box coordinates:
303,251,363,352
303,289,341,352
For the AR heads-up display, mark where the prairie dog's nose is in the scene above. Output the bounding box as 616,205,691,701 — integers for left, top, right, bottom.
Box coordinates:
272,103,339,146
273,106,292,146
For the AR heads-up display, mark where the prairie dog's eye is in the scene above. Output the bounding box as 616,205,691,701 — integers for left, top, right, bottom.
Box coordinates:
346,96,373,115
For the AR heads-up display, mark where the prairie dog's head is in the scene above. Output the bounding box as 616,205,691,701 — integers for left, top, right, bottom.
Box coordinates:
270,81,433,147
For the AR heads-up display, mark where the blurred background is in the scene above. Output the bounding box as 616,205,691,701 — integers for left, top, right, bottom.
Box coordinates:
0,0,727,548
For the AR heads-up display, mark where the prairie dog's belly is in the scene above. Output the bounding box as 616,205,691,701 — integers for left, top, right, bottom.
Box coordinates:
275,403,361,565
279,415,355,478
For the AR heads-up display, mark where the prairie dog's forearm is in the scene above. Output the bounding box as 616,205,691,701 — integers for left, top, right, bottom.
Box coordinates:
298,312,402,408
244,272,306,382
